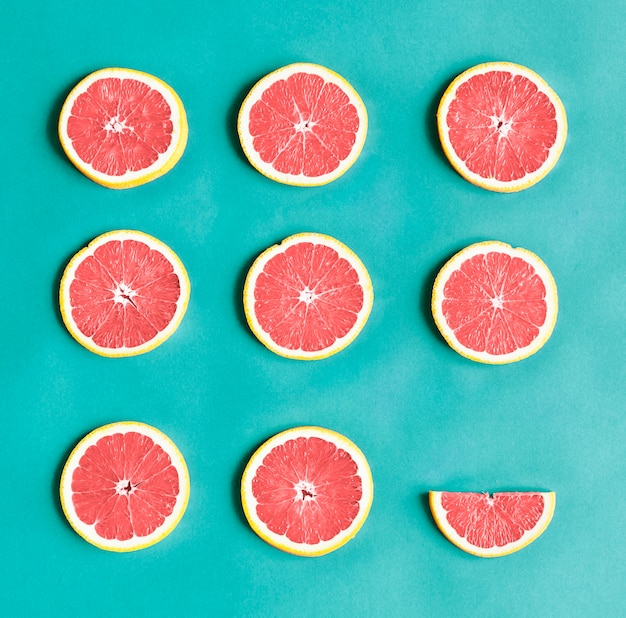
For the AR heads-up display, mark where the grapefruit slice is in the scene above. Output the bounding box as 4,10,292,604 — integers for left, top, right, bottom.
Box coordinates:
58,68,188,189
59,230,190,357
238,63,367,186
243,232,373,359
430,491,556,557
241,426,373,556
431,241,558,363
437,62,567,192
60,422,190,552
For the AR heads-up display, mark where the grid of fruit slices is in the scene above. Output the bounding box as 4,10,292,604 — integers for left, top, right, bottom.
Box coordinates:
56,61,563,555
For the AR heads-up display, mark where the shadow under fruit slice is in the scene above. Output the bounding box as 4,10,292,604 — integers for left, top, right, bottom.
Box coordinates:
238,63,368,186
431,241,558,364
60,422,190,552
58,67,188,189
59,230,190,357
241,426,373,556
429,491,556,557
243,232,373,360
437,62,567,192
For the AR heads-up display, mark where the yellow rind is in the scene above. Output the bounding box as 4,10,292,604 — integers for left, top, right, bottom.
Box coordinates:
58,68,188,189
59,230,190,357
431,240,558,364
237,63,368,186
59,421,190,552
243,232,374,360
437,61,567,192
241,426,374,557
429,491,556,558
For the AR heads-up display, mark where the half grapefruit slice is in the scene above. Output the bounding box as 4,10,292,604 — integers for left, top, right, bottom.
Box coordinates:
431,241,558,363
238,63,367,185
241,426,373,557
60,422,190,552
437,62,567,192
243,233,373,359
58,68,188,189
430,491,556,557
59,230,190,357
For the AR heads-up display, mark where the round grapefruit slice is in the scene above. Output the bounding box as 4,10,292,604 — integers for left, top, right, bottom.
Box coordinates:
58,68,188,189
437,62,567,192
430,491,556,557
238,63,368,186
241,426,373,557
431,241,558,364
60,422,190,552
243,233,373,360
59,230,190,357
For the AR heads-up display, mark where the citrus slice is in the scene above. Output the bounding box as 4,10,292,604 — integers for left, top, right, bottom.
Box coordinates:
238,63,367,186
437,62,567,192
243,233,373,359
241,426,373,557
430,491,556,557
59,230,190,357
431,241,558,363
58,68,188,189
60,422,190,552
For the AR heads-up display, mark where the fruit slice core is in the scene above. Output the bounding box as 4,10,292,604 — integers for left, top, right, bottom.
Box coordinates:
446,70,559,182
252,435,363,545
248,71,360,178
71,431,180,541
67,77,174,177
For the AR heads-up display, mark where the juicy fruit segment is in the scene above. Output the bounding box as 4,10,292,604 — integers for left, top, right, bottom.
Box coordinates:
241,427,373,556
60,422,190,551
432,241,558,363
59,68,187,188
238,63,368,185
59,230,190,357
243,233,373,359
429,491,556,557
438,62,567,191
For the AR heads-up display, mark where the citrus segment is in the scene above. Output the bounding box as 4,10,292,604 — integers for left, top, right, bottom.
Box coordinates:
437,62,567,191
238,63,367,185
243,233,373,359
241,426,373,556
59,230,190,357
430,491,556,557
59,68,187,188
60,422,190,552
432,241,557,363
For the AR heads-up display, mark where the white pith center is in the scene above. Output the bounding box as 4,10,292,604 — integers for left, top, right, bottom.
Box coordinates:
491,294,504,309
491,115,512,137
294,118,315,132
113,282,137,307
105,116,128,133
116,479,135,495
299,286,318,304
295,480,316,502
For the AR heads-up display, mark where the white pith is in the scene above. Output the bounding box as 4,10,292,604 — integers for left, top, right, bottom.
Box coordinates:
60,422,190,552
432,241,558,364
241,426,374,557
243,232,374,360
59,230,190,357
238,63,368,186
430,491,556,557
59,68,187,188
438,62,567,192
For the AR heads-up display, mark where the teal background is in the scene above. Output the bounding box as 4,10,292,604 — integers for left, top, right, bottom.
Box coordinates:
2,1,624,616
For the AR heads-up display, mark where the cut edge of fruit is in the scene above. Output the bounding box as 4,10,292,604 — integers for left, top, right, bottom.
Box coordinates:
237,63,368,186
429,491,556,558
59,421,190,552
240,426,374,557
243,232,374,360
59,230,191,358
58,67,188,190
437,61,568,192
431,240,558,364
